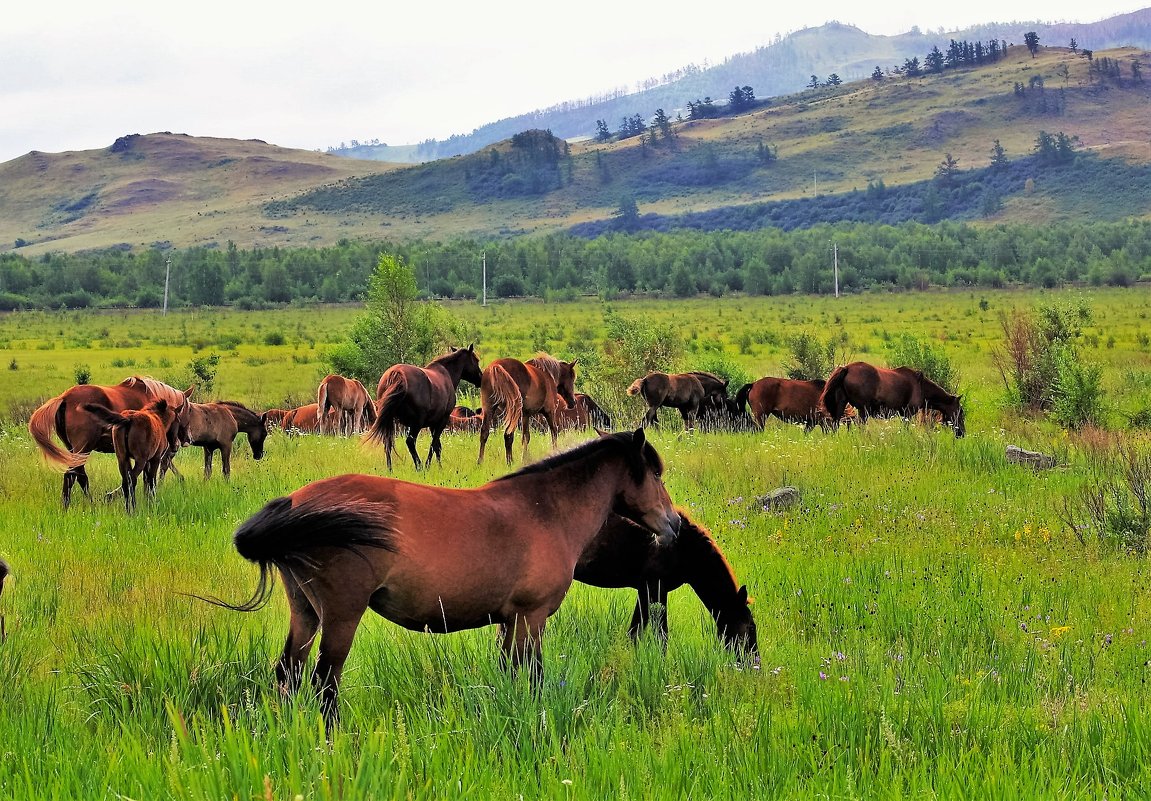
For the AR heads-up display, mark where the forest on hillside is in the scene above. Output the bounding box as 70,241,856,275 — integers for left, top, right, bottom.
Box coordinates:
1,219,1148,312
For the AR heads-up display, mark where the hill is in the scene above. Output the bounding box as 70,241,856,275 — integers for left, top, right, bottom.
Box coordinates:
337,9,1151,163
1,42,1149,256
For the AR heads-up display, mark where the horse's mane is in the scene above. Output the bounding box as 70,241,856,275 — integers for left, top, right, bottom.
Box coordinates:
688,371,725,384
527,353,565,382
122,376,184,402
679,517,739,591
216,400,260,423
493,431,661,483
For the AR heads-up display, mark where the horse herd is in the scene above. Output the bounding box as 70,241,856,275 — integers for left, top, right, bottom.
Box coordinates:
21,347,965,726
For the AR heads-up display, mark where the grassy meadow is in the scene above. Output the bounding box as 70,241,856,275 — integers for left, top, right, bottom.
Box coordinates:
2,288,1151,799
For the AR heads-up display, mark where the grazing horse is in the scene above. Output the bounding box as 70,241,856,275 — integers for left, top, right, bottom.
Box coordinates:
478,353,578,464
448,406,484,433
174,400,269,479
318,375,376,436
282,404,332,435
820,361,965,437
365,345,483,471
213,429,679,727
577,510,758,659
28,377,193,507
627,371,708,431
81,399,181,512
263,408,293,430
735,377,828,432
533,392,613,432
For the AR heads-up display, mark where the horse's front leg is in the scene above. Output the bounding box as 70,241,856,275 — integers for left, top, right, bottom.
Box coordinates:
518,414,533,462
477,408,494,465
277,570,320,697
426,425,446,467
203,446,214,479
404,428,423,470
220,442,232,480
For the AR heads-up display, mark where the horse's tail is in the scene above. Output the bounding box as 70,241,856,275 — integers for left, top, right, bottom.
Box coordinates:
206,495,396,613
734,383,754,415
358,381,378,427
363,374,405,447
29,395,87,469
317,381,332,434
626,378,645,397
819,366,850,420
483,363,523,437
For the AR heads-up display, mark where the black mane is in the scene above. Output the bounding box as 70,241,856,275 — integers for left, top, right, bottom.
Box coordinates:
493,431,662,482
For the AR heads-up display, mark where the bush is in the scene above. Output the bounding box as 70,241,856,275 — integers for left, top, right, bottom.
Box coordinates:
885,334,959,392
691,354,753,393
73,365,91,385
263,331,286,346
785,332,837,380
994,299,1091,413
1051,347,1105,429
1064,445,1151,553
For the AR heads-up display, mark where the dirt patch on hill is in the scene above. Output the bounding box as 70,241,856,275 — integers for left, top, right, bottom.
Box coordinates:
101,179,184,212
915,110,980,147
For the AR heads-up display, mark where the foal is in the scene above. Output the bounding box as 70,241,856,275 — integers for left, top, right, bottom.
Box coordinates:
81,399,181,511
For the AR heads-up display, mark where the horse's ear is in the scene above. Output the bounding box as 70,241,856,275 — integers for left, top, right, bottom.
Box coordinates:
184,385,195,399
632,427,646,447
738,585,749,603
468,343,475,352
594,427,611,438
450,346,458,352
569,358,577,368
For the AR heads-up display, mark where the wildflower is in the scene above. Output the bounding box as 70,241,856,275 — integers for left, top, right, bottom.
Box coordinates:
1040,527,1052,543
1104,633,1113,646
771,666,783,676
839,676,849,682
819,671,828,680
835,651,846,662
561,779,573,786
1050,625,1072,639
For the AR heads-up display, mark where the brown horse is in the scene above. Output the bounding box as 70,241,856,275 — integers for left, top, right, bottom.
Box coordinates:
318,375,376,436
447,405,484,433
627,371,708,430
734,377,828,432
214,429,679,726
282,404,333,435
263,408,293,429
81,399,181,512
534,392,613,432
365,345,483,471
820,361,965,437
577,510,758,658
0,556,8,597
174,400,269,479
478,353,578,464
29,377,193,507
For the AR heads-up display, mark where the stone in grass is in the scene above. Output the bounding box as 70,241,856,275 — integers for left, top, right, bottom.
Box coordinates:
1005,445,1058,470
756,486,801,511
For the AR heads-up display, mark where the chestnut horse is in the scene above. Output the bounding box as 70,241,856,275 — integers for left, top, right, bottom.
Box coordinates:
734,377,828,432
282,404,333,435
263,408,293,429
577,510,758,658
820,361,965,437
81,399,181,512
174,400,269,479
534,392,613,432
365,345,483,470
29,377,193,507
214,429,679,726
478,353,578,464
318,375,376,436
627,371,707,430
448,406,484,433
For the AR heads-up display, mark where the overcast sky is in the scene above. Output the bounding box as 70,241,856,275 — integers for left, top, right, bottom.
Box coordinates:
2,1,1144,163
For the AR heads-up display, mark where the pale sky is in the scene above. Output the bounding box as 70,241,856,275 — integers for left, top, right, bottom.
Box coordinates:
2,1,1144,163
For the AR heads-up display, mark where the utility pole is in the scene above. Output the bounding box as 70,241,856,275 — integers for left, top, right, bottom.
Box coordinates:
481,251,487,307
833,242,839,298
813,171,818,197
163,253,171,315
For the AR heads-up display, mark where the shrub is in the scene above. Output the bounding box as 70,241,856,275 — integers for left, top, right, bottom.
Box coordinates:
1051,347,1105,429
994,300,1091,413
1063,444,1151,553
691,354,754,393
785,332,837,380
263,331,286,346
885,334,959,392
73,365,91,385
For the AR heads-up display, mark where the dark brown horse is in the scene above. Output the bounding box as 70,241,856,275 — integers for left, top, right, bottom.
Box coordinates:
533,392,613,432
29,377,193,507
735,377,828,432
174,401,269,479
215,429,679,726
318,375,376,436
365,345,483,471
627,371,708,430
478,353,578,464
577,510,758,658
0,556,8,598
81,399,182,512
820,361,965,437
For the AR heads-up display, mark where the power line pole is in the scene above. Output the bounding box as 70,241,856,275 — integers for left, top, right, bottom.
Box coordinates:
833,242,839,298
481,251,487,307
163,253,171,315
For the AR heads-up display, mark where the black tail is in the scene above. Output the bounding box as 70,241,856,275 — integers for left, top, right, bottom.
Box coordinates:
819,366,849,420
584,396,612,430
734,383,753,415
206,495,395,612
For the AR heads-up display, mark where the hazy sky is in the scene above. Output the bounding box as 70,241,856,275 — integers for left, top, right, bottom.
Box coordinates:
2,1,1144,163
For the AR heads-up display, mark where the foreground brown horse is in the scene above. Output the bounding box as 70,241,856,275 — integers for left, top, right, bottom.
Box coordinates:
318,375,376,436
820,361,965,437
175,401,269,479
627,371,708,430
82,399,181,512
478,353,578,464
577,511,758,658
216,429,679,726
29,377,193,507
735,377,827,431
366,345,483,470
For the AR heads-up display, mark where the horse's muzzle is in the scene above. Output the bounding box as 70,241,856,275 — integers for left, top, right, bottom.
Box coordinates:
658,508,681,543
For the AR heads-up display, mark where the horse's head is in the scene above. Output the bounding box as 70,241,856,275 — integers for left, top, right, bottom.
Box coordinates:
453,344,483,388
611,428,680,543
718,585,761,663
247,413,270,460
557,359,578,410
950,396,966,438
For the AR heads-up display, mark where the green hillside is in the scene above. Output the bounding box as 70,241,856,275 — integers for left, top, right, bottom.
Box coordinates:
1,44,1149,257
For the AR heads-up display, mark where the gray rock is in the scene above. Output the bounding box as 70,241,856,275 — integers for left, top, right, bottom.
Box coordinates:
756,486,801,511
1006,445,1058,470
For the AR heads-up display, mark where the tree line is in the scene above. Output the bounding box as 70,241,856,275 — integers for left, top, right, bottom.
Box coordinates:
2,219,1148,311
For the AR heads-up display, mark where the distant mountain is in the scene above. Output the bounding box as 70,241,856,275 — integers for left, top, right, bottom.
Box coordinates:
333,10,1151,163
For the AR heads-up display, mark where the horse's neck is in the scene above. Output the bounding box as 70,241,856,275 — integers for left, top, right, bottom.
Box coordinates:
432,354,467,387
678,527,741,619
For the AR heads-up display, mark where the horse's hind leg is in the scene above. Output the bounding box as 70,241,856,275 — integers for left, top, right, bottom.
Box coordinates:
276,570,320,697
628,584,669,648
499,612,546,685
426,426,446,467
311,611,367,729
62,466,88,508
220,442,233,480
203,446,214,479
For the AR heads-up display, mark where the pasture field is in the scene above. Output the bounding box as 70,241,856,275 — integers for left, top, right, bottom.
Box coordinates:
2,288,1151,799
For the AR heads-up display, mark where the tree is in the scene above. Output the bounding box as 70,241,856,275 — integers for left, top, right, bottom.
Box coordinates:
1024,31,1040,58
808,74,821,89
595,119,611,143
652,108,674,143
826,73,842,87
871,65,884,81
925,46,945,74
1069,37,1078,53
613,194,640,231
902,57,921,77
989,139,1008,170
935,153,960,186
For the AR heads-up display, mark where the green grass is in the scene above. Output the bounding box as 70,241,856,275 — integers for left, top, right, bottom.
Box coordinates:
2,289,1151,798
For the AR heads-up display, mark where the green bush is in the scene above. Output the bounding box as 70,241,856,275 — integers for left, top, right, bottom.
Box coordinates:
73,364,91,385
785,332,837,380
885,334,959,392
1050,347,1105,429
